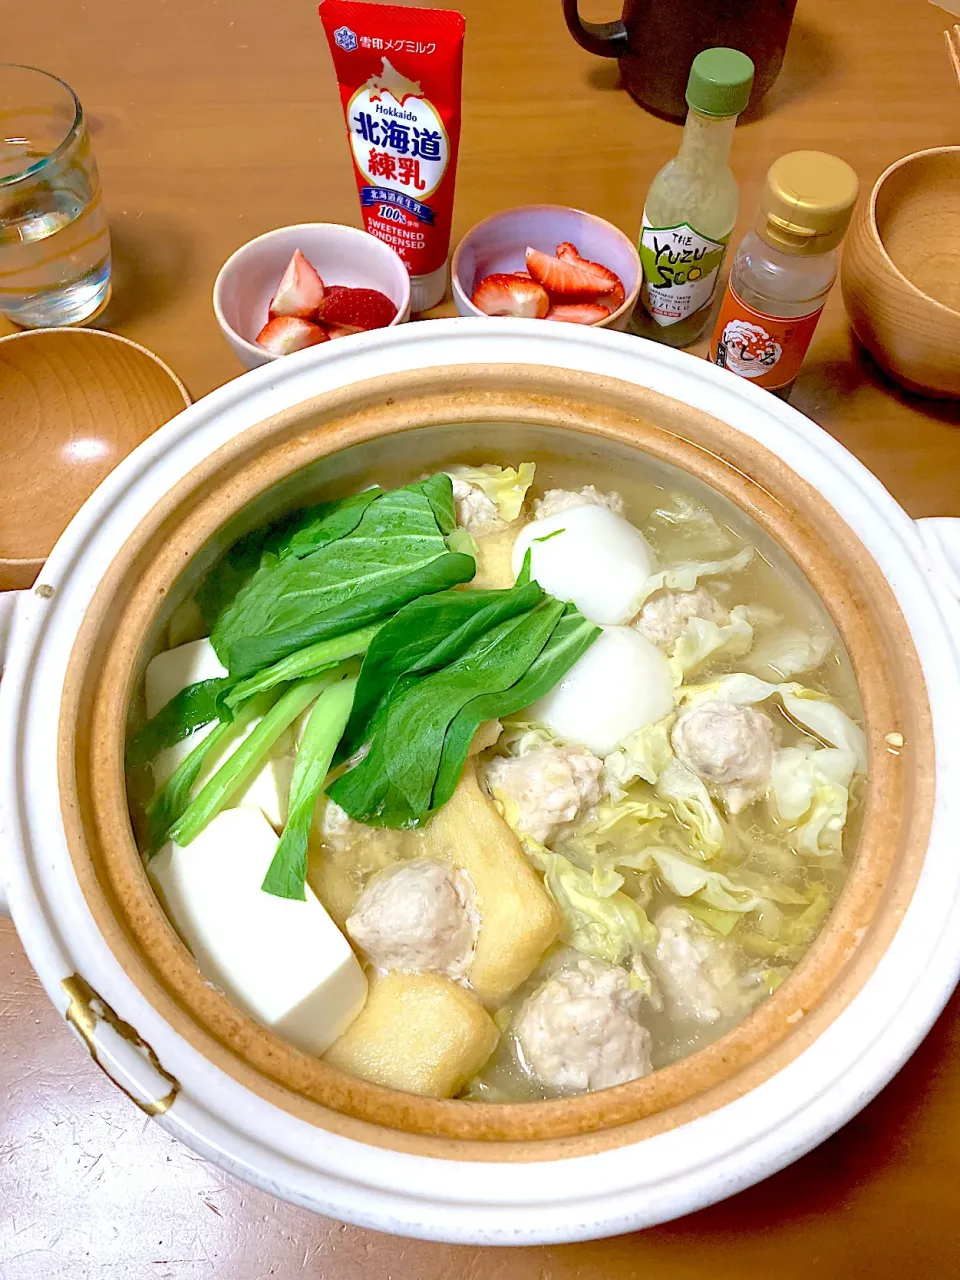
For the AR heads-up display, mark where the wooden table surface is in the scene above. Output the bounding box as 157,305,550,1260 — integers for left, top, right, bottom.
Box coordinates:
3,0,960,1274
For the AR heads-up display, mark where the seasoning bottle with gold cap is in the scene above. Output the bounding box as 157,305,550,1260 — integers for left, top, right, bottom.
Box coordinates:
709,151,859,395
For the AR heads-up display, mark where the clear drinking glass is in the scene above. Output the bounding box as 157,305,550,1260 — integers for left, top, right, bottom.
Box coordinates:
0,65,111,327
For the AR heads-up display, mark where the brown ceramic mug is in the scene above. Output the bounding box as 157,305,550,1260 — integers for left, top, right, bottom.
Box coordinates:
562,0,797,119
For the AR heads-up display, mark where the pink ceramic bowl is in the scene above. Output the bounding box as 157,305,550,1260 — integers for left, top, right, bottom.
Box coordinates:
213,223,412,370
451,205,641,331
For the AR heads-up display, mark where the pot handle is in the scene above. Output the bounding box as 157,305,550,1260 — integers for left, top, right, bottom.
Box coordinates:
562,0,630,58
917,518,960,601
0,589,28,917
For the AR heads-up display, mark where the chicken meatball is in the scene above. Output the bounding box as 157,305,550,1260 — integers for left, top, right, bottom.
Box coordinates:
533,485,625,521
671,700,774,813
484,743,603,846
515,956,653,1092
634,587,728,650
652,905,742,1024
346,859,479,982
448,475,505,536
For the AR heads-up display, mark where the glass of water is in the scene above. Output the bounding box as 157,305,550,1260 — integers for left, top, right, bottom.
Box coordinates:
0,65,111,327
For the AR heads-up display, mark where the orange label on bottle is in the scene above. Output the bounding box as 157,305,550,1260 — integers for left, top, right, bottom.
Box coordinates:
709,285,824,390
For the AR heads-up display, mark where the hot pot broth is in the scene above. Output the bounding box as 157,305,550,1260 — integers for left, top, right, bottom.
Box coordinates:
127,448,864,1103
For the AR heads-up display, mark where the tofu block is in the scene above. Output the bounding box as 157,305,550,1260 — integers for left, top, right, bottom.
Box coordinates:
146,638,228,718
149,808,367,1055
324,971,498,1097
419,762,559,1007
145,638,299,830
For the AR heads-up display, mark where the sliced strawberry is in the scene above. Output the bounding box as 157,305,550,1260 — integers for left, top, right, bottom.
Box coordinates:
269,249,325,319
562,245,625,309
471,273,549,318
601,280,626,314
255,315,328,355
545,303,610,325
526,245,619,299
318,286,398,331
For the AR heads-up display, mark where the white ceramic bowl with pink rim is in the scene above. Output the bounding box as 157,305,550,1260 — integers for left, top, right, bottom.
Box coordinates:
451,205,642,331
213,223,412,370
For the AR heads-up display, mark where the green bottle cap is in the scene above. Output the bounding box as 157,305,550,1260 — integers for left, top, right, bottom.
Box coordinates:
686,47,755,119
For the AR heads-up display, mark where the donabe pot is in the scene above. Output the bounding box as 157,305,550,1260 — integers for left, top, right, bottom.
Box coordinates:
2,320,959,1245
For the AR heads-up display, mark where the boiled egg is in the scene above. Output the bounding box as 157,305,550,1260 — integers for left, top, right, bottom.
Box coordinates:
510,504,656,625
526,626,674,756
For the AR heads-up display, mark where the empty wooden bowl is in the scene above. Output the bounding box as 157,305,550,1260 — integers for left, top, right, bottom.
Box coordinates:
0,328,190,590
841,146,960,398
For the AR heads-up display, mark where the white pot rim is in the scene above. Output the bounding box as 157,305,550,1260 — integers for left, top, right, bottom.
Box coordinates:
3,318,960,1244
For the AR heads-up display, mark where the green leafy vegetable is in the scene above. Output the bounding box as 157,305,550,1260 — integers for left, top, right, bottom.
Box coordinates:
271,489,383,562
126,677,232,769
430,605,601,810
261,677,357,900
167,673,335,847
143,693,271,853
409,472,458,534
339,583,544,759
211,476,476,677
195,528,270,627
331,597,566,825
221,625,379,713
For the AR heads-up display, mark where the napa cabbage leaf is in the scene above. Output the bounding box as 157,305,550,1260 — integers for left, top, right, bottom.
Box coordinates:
446,462,536,523
770,745,857,855
655,759,725,854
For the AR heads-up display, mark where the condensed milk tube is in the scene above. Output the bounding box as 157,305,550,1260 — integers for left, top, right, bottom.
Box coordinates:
319,0,466,312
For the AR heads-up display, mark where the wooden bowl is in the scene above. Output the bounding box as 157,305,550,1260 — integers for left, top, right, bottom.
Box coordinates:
841,146,960,398
0,328,190,590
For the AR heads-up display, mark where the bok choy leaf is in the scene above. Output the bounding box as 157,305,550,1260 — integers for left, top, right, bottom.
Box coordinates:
167,673,336,848
261,676,358,901
143,692,273,853
330,598,566,825
338,582,543,759
329,600,599,828
221,625,380,713
126,677,231,769
211,475,476,677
